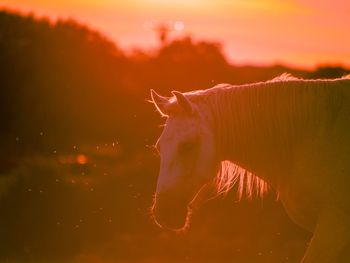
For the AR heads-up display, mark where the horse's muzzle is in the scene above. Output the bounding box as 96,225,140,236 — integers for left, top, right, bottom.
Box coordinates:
152,191,191,231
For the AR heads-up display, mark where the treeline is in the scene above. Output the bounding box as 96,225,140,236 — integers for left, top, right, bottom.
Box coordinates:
0,9,348,157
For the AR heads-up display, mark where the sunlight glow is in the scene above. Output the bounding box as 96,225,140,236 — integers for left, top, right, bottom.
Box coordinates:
224,0,303,13
174,21,185,32
1,0,349,68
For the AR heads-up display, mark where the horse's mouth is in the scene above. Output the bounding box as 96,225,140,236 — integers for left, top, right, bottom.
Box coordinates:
151,183,216,231
153,207,193,232
152,197,191,231
151,188,197,231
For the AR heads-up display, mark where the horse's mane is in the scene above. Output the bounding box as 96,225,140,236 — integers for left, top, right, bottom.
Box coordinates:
270,72,300,82
188,73,349,200
216,160,268,200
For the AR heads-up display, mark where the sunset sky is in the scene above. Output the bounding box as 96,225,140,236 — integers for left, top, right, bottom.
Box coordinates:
1,0,349,69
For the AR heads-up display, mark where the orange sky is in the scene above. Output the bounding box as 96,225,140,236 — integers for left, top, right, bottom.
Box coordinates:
1,0,350,69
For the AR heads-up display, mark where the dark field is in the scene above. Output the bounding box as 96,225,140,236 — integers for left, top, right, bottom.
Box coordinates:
0,9,348,263
0,148,310,263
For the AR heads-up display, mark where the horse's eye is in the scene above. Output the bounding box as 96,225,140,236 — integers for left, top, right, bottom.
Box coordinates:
178,140,197,153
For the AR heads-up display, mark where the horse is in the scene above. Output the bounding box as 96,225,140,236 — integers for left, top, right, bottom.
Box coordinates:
150,73,350,263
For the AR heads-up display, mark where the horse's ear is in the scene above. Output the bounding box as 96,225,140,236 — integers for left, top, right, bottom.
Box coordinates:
172,91,193,114
150,89,170,116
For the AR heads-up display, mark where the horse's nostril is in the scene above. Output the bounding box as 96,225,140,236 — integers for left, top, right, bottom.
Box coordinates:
153,195,189,230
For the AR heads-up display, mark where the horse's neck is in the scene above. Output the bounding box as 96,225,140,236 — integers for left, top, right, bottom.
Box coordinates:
211,81,335,187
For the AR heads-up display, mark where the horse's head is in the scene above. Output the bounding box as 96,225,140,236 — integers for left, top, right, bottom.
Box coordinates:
150,90,218,231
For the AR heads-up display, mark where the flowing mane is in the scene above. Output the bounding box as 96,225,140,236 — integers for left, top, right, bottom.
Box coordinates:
184,74,350,200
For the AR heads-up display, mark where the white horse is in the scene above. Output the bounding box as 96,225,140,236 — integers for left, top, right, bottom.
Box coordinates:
150,73,350,263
